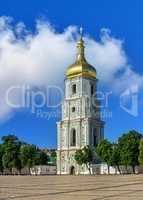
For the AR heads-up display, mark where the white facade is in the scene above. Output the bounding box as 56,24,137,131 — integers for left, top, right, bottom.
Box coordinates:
91,164,143,175
57,37,104,175
1,166,57,175
30,165,56,175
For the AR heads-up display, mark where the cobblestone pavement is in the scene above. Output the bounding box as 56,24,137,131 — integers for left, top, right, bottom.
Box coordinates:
0,175,143,200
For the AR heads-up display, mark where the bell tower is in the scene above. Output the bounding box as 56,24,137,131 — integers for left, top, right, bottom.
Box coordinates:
57,30,104,174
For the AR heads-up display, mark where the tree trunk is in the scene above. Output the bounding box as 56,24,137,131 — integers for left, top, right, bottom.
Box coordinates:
86,164,91,175
125,165,128,174
89,167,91,175
132,165,136,174
10,168,12,175
117,165,121,175
18,168,21,175
28,167,31,175
107,165,110,174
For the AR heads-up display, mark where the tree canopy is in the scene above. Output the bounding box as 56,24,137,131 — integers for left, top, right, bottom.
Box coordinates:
0,134,53,174
96,139,112,174
75,146,94,174
118,130,142,173
96,130,142,174
138,139,143,166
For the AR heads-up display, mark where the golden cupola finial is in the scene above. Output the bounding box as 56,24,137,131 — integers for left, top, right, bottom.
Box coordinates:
76,27,86,62
66,27,96,79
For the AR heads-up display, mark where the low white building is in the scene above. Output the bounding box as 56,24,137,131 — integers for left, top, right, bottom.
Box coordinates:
91,164,143,175
1,166,56,175
30,165,56,175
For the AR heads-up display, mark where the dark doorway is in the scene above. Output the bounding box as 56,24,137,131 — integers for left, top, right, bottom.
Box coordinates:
70,166,75,175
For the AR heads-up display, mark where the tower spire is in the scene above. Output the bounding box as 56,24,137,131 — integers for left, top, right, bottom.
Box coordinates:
79,27,83,39
76,27,86,62
66,27,96,79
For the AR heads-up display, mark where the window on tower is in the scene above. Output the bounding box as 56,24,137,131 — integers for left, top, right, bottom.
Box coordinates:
93,128,97,146
91,85,94,95
72,84,76,94
72,107,76,112
70,129,76,146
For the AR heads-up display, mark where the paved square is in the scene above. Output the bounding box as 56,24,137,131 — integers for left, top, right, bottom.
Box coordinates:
0,175,143,200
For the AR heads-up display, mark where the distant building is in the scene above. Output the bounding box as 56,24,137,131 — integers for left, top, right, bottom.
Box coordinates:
42,148,57,166
2,166,56,175
91,164,143,175
57,31,104,175
30,165,56,175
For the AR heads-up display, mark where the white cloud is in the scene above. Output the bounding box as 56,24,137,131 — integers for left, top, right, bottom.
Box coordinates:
86,28,127,82
0,16,142,120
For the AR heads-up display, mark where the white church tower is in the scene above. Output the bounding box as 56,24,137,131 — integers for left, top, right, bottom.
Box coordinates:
57,30,104,175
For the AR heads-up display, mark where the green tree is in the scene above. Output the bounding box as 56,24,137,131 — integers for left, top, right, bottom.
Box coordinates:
110,143,121,174
138,139,143,166
35,151,48,165
96,139,112,174
50,151,57,165
0,144,4,174
2,135,22,174
20,144,38,172
75,146,94,175
118,130,142,174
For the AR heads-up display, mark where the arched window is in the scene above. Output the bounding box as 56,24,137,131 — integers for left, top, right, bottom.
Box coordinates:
93,128,97,146
72,84,76,94
91,85,94,95
70,129,76,146
72,107,75,112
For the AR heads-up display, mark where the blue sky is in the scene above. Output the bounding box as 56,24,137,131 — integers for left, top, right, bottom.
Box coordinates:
0,0,143,148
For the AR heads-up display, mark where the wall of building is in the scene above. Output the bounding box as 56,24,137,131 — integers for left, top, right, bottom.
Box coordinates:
57,75,104,175
30,165,56,175
1,166,56,175
91,164,143,175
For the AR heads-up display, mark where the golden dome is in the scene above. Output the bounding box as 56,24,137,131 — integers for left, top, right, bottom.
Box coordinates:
66,33,96,79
